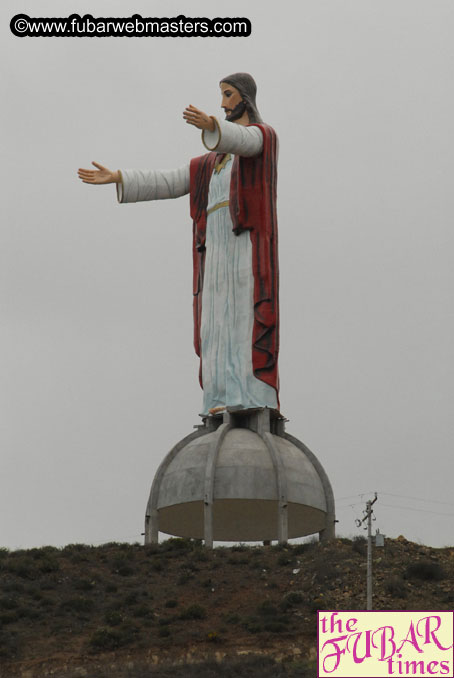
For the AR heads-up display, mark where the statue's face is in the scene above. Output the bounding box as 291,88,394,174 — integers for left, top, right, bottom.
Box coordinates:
220,82,245,121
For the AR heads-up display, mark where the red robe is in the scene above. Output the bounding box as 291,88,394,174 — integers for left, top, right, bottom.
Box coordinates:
189,123,279,405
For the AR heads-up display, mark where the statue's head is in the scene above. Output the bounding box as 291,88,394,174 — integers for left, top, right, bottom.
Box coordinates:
219,72,262,124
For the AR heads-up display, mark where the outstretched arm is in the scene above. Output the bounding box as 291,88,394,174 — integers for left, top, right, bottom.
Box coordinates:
77,161,190,203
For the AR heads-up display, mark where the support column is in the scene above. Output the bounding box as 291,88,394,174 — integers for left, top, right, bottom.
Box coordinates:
203,422,231,548
259,410,288,545
144,427,210,545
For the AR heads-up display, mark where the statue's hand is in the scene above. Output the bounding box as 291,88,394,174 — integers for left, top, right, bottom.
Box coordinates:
183,105,215,132
77,162,120,185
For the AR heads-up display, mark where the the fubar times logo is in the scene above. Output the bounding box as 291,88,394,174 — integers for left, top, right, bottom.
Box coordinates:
318,611,454,677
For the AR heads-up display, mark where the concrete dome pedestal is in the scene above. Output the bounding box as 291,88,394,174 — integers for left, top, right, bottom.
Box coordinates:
145,408,335,547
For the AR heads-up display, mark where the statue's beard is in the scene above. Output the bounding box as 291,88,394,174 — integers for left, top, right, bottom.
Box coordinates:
225,100,247,122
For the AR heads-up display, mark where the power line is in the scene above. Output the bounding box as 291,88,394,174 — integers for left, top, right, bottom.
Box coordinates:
379,502,454,518
336,491,377,502
379,492,454,508
335,491,454,509
337,500,454,518
337,501,368,509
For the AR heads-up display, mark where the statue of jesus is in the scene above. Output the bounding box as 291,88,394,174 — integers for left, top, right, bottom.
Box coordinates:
78,73,279,416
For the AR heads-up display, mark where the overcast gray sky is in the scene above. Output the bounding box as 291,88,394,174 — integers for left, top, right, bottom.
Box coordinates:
2,0,453,550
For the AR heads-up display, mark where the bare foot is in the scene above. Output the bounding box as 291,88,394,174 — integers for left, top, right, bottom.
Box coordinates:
208,406,226,415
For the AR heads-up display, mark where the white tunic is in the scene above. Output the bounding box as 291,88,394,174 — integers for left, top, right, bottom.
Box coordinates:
117,119,277,414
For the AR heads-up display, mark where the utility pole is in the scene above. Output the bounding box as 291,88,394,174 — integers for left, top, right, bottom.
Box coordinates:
356,493,378,610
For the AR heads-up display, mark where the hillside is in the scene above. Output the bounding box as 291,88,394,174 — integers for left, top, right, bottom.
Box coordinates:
0,536,453,677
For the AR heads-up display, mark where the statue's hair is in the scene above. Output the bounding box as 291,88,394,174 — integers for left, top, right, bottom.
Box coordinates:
220,72,263,123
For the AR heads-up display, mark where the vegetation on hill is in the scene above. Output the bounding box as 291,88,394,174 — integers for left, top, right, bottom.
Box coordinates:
0,536,452,677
